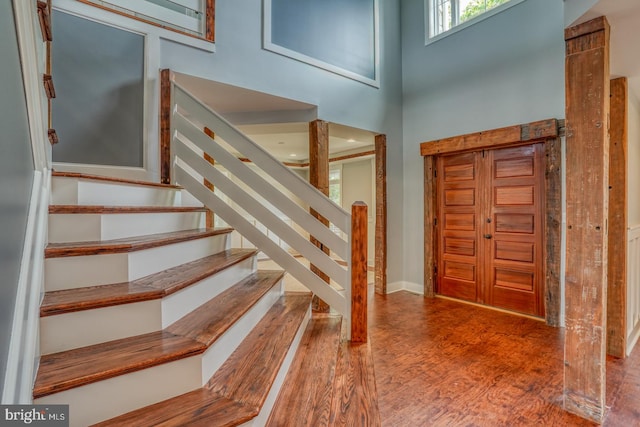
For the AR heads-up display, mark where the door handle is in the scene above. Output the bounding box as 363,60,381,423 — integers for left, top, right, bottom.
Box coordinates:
484,234,493,239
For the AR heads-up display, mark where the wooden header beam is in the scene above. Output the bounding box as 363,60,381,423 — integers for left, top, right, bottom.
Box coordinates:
420,119,558,156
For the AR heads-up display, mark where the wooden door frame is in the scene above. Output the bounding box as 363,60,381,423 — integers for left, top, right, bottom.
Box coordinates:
420,119,562,326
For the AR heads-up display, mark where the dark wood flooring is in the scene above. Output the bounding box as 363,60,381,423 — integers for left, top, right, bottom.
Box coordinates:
369,291,640,426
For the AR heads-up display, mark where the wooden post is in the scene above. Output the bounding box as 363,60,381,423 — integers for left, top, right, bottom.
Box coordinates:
545,137,562,326
160,69,172,184
424,155,436,297
205,0,215,42
351,201,368,343
309,119,331,312
608,77,628,358
375,134,387,295
204,127,216,228
564,16,610,423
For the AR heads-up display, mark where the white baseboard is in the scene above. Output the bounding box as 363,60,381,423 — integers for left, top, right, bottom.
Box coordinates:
387,281,424,295
2,170,50,404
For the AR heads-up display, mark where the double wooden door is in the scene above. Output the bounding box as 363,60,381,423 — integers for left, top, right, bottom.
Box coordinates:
436,144,545,317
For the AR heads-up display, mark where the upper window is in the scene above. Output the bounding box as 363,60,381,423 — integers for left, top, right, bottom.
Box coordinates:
427,0,522,42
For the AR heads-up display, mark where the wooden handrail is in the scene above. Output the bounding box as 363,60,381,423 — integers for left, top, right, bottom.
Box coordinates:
351,201,368,343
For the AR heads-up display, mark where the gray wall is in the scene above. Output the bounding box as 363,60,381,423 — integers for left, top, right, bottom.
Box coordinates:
0,1,34,390
401,0,566,286
52,10,144,168
160,0,405,284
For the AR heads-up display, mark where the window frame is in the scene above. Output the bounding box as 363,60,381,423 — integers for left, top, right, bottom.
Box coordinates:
425,0,526,45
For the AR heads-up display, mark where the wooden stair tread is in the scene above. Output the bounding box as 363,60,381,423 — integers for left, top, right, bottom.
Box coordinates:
49,205,207,214
167,270,285,346
41,249,258,316
34,270,282,400
267,313,343,426
52,171,182,189
94,294,311,426
33,331,205,399
208,294,311,408
329,342,381,427
92,390,258,427
45,227,232,258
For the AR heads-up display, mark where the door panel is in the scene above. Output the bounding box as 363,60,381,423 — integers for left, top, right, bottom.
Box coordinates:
437,152,479,302
436,144,545,317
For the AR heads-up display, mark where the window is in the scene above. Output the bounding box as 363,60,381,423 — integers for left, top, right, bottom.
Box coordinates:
427,0,522,41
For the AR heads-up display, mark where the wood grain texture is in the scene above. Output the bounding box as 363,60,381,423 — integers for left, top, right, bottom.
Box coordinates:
160,69,172,184
48,205,206,214
208,294,312,408
267,314,342,426
45,228,232,258
420,119,558,156
564,16,610,422
351,202,368,343
205,0,215,42
93,391,257,427
375,135,387,295
52,171,181,189
203,127,216,227
424,155,436,297
309,119,331,313
330,341,381,427
43,74,55,99
167,271,284,347
545,138,562,326
33,331,205,399
47,128,58,145
41,249,257,316
369,291,640,426
608,77,628,358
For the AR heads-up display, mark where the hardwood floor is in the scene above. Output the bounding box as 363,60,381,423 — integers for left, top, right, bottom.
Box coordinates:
369,291,640,426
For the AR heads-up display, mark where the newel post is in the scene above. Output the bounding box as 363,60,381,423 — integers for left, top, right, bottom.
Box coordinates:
160,68,172,184
351,201,368,343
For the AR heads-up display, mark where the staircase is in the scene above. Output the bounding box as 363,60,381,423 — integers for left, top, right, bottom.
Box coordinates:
33,171,315,426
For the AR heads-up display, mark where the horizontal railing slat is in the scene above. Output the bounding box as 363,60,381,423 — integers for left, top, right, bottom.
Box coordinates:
174,137,349,287
173,111,348,260
175,165,348,315
174,84,350,233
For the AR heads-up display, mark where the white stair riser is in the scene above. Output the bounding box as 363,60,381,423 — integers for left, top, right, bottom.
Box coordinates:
40,301,162,355
51,177,201,207
200,279,283,384
34,356,202,427
162,257,257,328
241,305,311,427
40,257,258,354
45,234,229,291
48,211,206,243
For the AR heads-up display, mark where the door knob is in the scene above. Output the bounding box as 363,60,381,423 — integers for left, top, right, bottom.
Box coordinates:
484,234,493,239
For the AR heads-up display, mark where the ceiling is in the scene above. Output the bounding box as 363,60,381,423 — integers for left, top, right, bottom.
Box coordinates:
173,73,376,162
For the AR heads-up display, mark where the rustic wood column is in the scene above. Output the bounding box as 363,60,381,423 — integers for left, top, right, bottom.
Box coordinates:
309,119,330,312
545,137,562,326
160,69,172,184
608,77,628,358
424,155,436,297
204,127,216,228
375,134,387,295
351,201,368,343
564,16,610,422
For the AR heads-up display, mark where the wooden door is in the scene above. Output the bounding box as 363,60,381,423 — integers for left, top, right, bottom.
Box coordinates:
436,144,545,317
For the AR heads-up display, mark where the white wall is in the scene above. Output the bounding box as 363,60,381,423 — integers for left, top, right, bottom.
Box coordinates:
400,0,566,287
341,159,375,265
628,82,640,227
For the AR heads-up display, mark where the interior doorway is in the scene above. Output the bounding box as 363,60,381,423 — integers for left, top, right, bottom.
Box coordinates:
435,144,545,317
